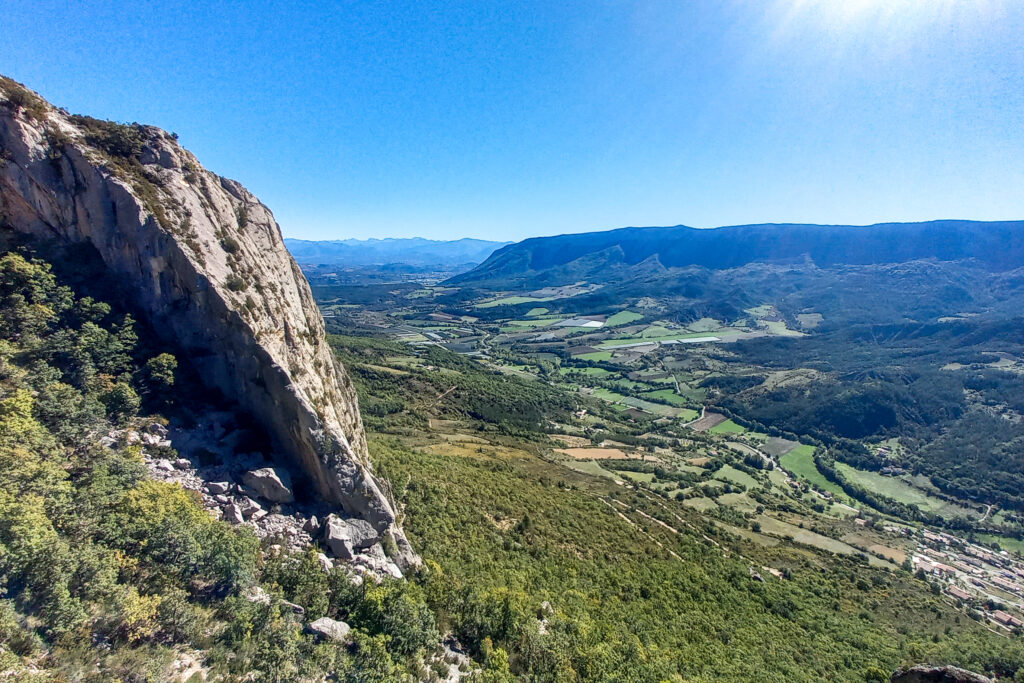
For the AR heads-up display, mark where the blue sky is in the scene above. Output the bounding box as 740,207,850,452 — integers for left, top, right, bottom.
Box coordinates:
3,1,1023,241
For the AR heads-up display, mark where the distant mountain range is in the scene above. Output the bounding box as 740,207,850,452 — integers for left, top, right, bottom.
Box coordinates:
452,220,1024,286
285,237,509,270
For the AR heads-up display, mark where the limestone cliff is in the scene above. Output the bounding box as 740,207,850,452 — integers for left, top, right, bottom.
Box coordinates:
0,77,415,566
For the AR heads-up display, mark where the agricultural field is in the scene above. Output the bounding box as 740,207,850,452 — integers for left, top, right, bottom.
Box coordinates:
605,310,644,326
709,419,746,434
834,463,980,520
780,446,855,504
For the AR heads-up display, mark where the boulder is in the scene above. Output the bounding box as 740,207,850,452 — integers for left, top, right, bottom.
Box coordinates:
206,481,231,495
317,553,334,573
323,515,379,559
223,504,245,525
242,467,294,503
154,459,175,472
303,515,321,535
305,617,351,643
239,497,263,519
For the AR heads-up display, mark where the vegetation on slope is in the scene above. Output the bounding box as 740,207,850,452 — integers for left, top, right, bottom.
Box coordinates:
0,245,450,681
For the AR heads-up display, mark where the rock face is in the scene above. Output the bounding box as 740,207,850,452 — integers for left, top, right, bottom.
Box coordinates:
891,665,993,683
0,77,415,563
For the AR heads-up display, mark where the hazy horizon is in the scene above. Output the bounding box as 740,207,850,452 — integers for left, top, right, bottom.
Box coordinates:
4,1,1024,241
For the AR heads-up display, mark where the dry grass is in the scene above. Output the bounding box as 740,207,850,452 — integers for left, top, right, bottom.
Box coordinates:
555,447,630,460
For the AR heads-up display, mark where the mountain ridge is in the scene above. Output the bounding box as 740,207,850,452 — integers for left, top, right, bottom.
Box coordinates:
285,235,509,269
454,220,1024,286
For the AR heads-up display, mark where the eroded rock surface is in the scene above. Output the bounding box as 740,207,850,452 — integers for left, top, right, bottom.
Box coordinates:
891,665,993,683
0,77,417,570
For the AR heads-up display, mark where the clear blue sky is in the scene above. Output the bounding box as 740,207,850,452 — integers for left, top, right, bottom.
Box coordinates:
3,1,1023,241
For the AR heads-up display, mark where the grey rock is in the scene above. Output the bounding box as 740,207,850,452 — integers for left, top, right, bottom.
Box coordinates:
206,481,231,495
242,467,294,504
317,553,334,573
249,509,268,522
223,504,245,525
174,458,192,469
146,422,169,436
305,617,351,643
323,515,379,559
155,459,174,472
239,497,262,518
303,515,321,535
213,494,230,505
386,528,422,573
891,665,993,683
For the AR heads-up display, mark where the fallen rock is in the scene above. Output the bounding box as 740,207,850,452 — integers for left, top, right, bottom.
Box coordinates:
242,467,295,504
317,553,334,573
207,481,231,495
223,504,245,525
305,617,351,643
174,458,192,469
239,497,262,518
303,515,321,535
323,515,379,559
891,665,993,683
155,459,174,472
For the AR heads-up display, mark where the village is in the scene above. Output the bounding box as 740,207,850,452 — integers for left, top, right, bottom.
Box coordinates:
905,527,1024,633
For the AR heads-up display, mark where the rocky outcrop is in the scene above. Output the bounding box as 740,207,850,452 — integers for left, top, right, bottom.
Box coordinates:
891,665,993,683
0,76,417,569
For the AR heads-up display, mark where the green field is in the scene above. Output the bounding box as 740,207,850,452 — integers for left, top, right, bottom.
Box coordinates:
763,320,804,337
976,534,1024,555
560,366,614,377
561,459,620,480
709,419,746,434
575,351,613,361
642,387,694,406
525,307,550,317
621,471,656,484
590,388,632,403
605,310,644,326
715,464,759,488
780,446,854,503
620,397,696,418
835,463,977,519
